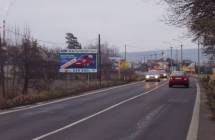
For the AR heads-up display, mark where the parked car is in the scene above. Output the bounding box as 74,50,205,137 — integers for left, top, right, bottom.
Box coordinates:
145,70,160,82
159,69,168,78
169,71,189,88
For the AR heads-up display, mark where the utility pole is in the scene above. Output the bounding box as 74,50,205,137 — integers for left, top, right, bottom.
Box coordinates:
180,44,183,68
98,34,102,88
161,51,164,59
176,48,178,70
0,32,5,97
176,48,178,62
150,54,152,60
170,47,173,72
198,40,200,75
3,20,9,95
155,53,158,60
3,20,6,45
124,44,127,60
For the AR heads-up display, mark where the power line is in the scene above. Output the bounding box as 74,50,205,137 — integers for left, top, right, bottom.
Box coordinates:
2,26,65,46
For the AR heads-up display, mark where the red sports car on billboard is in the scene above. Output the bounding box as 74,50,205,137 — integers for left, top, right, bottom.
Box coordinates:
72,55,94,67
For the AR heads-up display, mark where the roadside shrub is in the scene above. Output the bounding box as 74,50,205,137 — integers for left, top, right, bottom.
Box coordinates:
0,80,134,110
201,78,215,120
0,97,8,109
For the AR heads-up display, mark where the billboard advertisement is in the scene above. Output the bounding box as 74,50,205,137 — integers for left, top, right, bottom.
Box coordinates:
120,60,129,70
109,57,129,71
59,49,97,73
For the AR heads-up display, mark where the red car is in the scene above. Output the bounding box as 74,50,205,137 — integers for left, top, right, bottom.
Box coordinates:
73,55,94,67
169,71,189,88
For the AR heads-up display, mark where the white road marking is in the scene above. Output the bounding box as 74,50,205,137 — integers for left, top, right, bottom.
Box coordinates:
186,81,200,140
33,82,167,140
0,81,144,116
121,104,169,140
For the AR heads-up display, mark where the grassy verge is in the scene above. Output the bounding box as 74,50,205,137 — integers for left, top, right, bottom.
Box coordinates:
200,76,215,120
0,80,132,110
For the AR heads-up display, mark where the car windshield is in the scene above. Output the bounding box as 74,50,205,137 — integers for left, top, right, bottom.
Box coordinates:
159,70,166,73
148,71,158,75
171,71,185,76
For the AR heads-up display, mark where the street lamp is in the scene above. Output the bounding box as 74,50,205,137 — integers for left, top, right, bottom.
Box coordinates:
172,39,184,70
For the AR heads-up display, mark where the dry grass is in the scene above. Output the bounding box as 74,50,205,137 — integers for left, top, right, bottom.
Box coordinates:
201,77,215,120
0,80,129,110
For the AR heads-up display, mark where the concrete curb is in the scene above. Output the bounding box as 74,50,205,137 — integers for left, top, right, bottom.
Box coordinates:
186,81,200,140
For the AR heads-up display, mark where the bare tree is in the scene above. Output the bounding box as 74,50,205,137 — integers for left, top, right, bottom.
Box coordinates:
164,0,215,56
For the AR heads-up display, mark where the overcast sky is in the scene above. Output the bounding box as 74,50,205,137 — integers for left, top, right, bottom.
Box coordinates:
0,0,195,52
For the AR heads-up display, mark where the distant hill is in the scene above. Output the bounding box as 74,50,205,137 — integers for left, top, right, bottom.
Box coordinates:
124,48,208,63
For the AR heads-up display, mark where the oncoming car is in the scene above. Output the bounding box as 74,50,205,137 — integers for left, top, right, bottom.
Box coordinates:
169,71,190,88
159,70,168,78
145,70,160,82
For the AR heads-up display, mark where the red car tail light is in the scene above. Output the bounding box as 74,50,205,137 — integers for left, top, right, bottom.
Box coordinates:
183,76,188,81
170,76,175,80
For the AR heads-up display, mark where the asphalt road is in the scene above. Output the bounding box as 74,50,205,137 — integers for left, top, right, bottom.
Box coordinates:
0,79,197,140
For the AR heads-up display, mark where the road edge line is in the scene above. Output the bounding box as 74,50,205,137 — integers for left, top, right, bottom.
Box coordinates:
32,82,167,140
186,81,200,140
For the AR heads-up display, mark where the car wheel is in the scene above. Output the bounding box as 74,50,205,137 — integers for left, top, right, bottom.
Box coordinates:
186,84,189,88
169,84,172,88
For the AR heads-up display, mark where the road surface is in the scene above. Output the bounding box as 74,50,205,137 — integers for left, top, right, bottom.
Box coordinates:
0,79,197,140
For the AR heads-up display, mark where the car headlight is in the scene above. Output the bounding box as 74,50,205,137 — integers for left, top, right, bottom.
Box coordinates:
163,74,167,76
146,75,150,79
155,75,159,79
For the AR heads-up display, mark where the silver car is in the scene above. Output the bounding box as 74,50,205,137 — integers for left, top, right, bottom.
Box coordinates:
159,70,168,78
145,70,161,82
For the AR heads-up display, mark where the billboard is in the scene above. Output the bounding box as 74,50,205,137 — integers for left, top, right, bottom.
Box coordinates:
120,60,129,70
59,49,97,73
109,57,129,71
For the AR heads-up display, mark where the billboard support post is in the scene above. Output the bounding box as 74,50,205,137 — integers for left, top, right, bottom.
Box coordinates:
87,73,90,87
66,72,69,91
